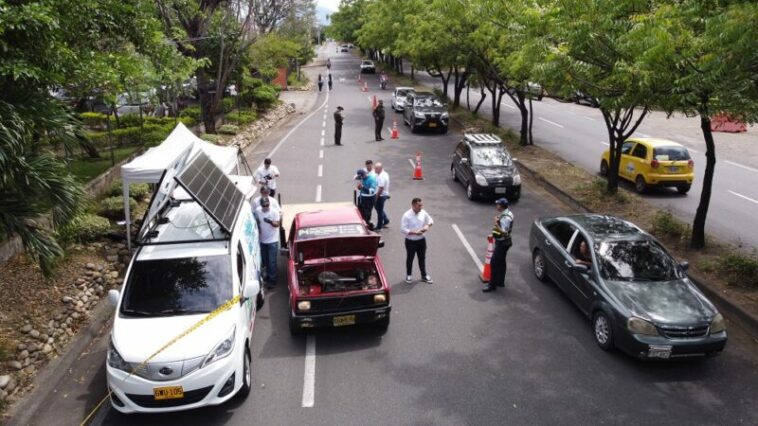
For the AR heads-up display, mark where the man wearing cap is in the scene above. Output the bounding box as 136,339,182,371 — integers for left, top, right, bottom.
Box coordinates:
254,158,280,197
334,106,344,145
355,168,377,228
484,198,514,292
255,198,281,288
373,99,385,141
252,186,280,212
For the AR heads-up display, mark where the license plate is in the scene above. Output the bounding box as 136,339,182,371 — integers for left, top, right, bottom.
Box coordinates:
428,122,437,128
333,315,356,327
648,345,672,359
668,166,679,173
495,187,507,194
153,386,184,400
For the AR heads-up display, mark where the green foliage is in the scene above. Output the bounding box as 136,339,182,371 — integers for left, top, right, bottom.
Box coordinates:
201,134,223,144
111,127,142,145
224,110,257,126
85,131,110,147
712,251,758,289
252,85,279,109
69,146,141,182
651,210,691,241
100,196,137,219
220,97,235,113
57,213,112,244
81,112,108,128
116,114,143,129
248,32,306,79
218,124,240,135
180,106,202,124
108,181,151,201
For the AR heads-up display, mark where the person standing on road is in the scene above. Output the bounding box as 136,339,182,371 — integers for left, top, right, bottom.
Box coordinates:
326,58,331,70
317,74,324,92
401,198,434,284
252,186,280,211
334,106,344,145
373,100,385,141
254,198,281,288
328,73,333,91
484,198,513,292
254,158,280,197
355,168,377,228
374,162,390,231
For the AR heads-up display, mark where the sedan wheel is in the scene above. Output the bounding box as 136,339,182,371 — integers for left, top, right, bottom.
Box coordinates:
677,184,691,194
533,250,547,282
600,160,609,177
466,183,475,200
237,349,252,399
593,311,614,351
451,165,459,182
635,175,647,193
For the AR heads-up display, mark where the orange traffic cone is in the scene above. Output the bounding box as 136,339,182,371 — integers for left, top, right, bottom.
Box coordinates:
413,151,424,180
372,95,377,109
480,235,494,282
362,82,368,92
391,120,399,139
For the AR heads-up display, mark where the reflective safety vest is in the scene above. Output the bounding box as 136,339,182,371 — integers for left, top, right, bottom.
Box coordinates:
492,209,514,240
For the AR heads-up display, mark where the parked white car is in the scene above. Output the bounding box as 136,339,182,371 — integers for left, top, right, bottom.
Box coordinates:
106,152,264,414
391,87,415,112
360,60,376,74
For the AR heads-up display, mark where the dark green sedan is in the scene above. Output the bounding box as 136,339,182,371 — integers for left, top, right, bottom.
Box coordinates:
529,214,727,359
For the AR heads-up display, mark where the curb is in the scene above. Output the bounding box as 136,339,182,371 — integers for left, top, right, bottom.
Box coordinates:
515,158,758,339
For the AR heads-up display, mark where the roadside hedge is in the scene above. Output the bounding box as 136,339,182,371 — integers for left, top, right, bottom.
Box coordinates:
100,196,137,219
58,213,112,244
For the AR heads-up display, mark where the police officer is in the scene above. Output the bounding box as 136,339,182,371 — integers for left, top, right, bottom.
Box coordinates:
355,168,377,228
334,106,344,145
484,198,513,292
373,100,385,141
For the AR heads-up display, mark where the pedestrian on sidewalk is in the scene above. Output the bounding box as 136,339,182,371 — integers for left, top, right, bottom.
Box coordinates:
373,100,385,141
401,198,434,284
254,198,281,288
254,158,280,197
334,106,344,145
483,198,513,292
317,74,324,92
374,162,391,231
355,169,377,228
328,73,333,90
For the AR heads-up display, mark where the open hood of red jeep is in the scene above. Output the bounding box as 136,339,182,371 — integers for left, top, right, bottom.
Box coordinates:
295,235,381,261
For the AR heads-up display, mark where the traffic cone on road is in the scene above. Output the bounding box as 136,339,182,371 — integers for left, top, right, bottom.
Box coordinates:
372,95,377,109
391,120,399,139
413,151,424,180
480,235,494,282
362,82,368,92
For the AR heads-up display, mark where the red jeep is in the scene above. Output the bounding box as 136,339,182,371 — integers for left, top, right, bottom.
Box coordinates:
282,203,391,334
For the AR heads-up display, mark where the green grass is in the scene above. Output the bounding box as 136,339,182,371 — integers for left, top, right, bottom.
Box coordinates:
68,146,141,182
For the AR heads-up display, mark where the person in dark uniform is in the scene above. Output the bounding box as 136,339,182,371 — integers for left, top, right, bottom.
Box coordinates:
317,74,323,92
334,106,344,145
484,198,514,292
328,73,333,90
373,100,385,141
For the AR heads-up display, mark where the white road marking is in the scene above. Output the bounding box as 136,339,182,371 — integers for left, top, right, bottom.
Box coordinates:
302,334,316,408
728,190,758,205
725,160,758,173
583,116,596,121
318,164,323,177
320,137,324,146
538,117,564,128
266,91,329,159
322,119,326,127
315,185,322,203
451,224,483,271
319,149,324,159
408,158,416,169
676,133,697,143
321,129,325,137
600,141,610,146
502,103,516,110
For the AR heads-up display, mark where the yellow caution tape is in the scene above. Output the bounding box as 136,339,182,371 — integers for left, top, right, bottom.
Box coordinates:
80,294,242,425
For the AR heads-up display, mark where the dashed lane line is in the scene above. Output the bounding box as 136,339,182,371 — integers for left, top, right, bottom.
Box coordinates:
538,117,564,128
319,149,324,159
315,185,322,203
729,190,758,205
725,160,758,173
452,224,483,271
318,164,323,177
320,137,324,147
302,334,316,408
266,91,329,159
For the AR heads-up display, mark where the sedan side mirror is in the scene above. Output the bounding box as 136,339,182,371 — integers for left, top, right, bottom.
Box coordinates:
679,261,690,271
243,280,261,300
108,289,120,307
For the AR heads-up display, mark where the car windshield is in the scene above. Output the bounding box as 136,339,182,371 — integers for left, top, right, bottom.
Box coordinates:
471,147,512,166
121,255,232,317
362,61,372,66
414,97,443,107
396,89,412,97
596,240,681,282
654,146,691,161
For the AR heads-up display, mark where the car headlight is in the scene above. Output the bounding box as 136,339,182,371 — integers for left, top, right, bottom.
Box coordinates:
710,313,726,334
201,326,235,369
298,300,311,311
512,173,521,185
414,111,425,118
374,294,387,304
441,112,449,119
627,317,659,336
107,341,132,373
475,174,488,186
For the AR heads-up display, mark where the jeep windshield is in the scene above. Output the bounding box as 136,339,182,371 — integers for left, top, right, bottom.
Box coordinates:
472,147,513,167
120,255,232,317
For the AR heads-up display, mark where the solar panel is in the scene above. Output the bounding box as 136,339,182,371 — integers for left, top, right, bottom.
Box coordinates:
175,151,244,234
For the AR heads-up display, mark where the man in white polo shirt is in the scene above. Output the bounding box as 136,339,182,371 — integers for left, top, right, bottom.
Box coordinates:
374,162,390,231
254,158,280,197
254,198,281,288
400,197,434,284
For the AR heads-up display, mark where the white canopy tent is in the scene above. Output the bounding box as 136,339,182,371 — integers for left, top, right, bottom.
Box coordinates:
120,122,240,249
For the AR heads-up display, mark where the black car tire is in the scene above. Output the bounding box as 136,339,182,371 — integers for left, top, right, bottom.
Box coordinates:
466,183,476,200
600,160,609,177
289,316,302,336
237,348,252,399
375,316,390,334
677,184,691,194
256,287,265,311
403,114,409,126
532,250,548,282
440,125,448,134
451,165,459,182
635,175,647,193
593,311,614,351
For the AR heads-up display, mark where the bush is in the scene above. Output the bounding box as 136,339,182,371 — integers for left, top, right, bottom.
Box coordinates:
201,134,223,144
80,112,108,128
179,116,196,127
719,252,758,288
85,131,110,147
108,181,151,201
218,124,240,135
180,106,202,124
111,127,142,145
225,110,257,126
116,114,143,129
58,213,112,243
220,97,235,113
100,196,138,219
651,210,690,240
252,85,279,109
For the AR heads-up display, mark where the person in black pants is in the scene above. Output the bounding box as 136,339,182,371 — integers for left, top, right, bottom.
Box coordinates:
373,100,385,141
334,106,343,145
328,73,333,90
400,198,434,284
484,198,514,292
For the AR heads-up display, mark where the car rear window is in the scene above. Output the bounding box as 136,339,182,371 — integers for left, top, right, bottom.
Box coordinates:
471,147,512,167
297,224,367,241
654,146,690,161
121,255,232,317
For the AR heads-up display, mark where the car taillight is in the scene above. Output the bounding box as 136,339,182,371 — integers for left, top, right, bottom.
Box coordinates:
687,160,694,169
651,159,660,169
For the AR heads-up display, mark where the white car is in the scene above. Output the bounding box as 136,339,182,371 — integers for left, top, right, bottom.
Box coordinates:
391,87,415,112
360,60,376,74
106,152,264,414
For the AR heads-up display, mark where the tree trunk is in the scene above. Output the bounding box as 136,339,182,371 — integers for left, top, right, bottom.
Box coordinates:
473,85,486,115
488,83,503,128
528,97,534,145
691,115,715,249
466,82,470,110
452,70,469,109
411,65,415,80
196,69,217,134
517,92,528,146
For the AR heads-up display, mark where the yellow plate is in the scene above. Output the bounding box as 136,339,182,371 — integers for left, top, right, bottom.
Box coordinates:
333,315,356,327
428,122,437,128
153,385,184,400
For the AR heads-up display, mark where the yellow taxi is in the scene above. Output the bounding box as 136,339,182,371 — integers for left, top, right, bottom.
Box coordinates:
600,138,694,194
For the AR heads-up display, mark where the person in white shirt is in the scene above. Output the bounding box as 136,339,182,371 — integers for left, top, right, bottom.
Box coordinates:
254,158,280,197
374,162,390,231
251,186,280,212
400,197,434,284
255,198,281,288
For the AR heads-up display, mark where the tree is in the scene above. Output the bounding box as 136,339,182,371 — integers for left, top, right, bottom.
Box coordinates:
324,0,369,44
